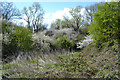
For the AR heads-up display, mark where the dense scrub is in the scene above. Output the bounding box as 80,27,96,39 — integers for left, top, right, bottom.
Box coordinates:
2,20,33,63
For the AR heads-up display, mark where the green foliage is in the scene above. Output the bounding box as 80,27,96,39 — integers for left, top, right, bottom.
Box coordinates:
2,2,120,79
2,25,33,62
2,44,119,78
85,2,103,24
2,40,18,58
59,52,87,72
58,52,99,77
55,34,74,49
104,70,120,79
82,44,119,78
10,26,33,51
95,65,119,79
2,21,19,60
2,20,12,35
88,2,119,49
79,27,88,35
50,19,61,29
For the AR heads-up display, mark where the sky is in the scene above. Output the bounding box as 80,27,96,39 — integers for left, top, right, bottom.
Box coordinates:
12,2,103,28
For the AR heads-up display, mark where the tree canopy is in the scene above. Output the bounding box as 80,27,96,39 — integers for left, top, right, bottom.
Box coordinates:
88,2,119,48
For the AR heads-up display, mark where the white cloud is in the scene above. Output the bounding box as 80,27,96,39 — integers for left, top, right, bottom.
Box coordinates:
12,18,27,27
43,8,86,28
12,8,87,29
43,8,72,28
51,8,72,22
44,13,50,19
43,13,52,28
51,8,86,22
80,8,86,16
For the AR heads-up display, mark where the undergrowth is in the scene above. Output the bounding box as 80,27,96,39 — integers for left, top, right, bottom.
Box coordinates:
2,44,120,79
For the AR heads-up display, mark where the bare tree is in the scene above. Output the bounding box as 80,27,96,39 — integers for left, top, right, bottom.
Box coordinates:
85,2,103,24
61,16,74,29
22,2,44,32
0,2,21,21
22,7,32,30
69,6,84,32
31,2,44,32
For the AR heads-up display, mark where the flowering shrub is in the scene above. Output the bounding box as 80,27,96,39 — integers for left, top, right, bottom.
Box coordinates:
76,35,93,49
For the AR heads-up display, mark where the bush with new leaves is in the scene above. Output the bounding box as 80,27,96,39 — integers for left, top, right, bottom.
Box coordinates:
10,26,33,51
2,21,33,62
55,34,74,49
88,2,119,49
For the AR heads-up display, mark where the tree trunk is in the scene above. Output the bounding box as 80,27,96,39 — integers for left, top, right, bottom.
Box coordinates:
36,26,38,32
